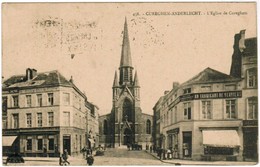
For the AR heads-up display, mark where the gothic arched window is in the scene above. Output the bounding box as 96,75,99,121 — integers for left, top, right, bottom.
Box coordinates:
103,120,108,135
124,68,129,81
123,99,132,122
146,119,151,134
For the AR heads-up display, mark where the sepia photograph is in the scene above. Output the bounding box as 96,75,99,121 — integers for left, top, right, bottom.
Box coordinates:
1,2,258,166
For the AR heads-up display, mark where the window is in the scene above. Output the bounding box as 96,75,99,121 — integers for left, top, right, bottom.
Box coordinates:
247,68,257,88
124,68,129,81
174,106,177,123
26,113,32,127
48,112,54,126
122,99,132,122
146,120,151,134
2,96,8,115
2,117,7,129
204,146,233,155
12,114,19,128
63,93,70,105
184,102,191,120
80,135,82,150
171,109,173,124
37,94,42,107
226,100,236,119
37,113,43,127
12,96,19,107
27,138,32,150
202,101,212,119
248,97,258,120
183,88,191,94
37,138,43,150
26,95,32,107
48,138,54,150
75,135,78,151
63,112,70,126
48,93,54,105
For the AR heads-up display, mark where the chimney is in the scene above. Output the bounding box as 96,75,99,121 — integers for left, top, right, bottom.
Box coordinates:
230,30,245,78
69,76,74,83
172,82,180,90
239,30,246,52
31,69,37,78
164,90,170,95
26,68,37,81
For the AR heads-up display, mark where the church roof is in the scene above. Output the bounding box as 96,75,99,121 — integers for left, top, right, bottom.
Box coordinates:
120,17,132,68
182,67,241,86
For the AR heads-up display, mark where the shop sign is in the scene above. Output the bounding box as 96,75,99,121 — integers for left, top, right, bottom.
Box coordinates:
180,91,242,101
243,120,258,127
167,128,179,134
9,89,19,93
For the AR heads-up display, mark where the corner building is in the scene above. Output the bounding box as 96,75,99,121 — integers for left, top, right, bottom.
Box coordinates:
99,19,153,148
2,68,99,157
153,30,257,161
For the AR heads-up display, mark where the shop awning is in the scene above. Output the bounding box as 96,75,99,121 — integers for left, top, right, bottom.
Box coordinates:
202,130,240,148
2,136,17,146
88,138,95,144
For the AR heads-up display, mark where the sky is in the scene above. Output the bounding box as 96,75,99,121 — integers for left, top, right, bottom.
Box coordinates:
2,3,257,115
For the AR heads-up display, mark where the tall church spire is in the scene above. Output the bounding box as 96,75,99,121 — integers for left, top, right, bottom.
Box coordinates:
119,17,134,85
120,17,132,68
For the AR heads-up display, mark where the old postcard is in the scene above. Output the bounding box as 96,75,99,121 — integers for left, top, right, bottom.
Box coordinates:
1,2,258,166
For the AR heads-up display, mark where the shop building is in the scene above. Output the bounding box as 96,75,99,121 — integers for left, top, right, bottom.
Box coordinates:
153,30,257,161
2,68,98,157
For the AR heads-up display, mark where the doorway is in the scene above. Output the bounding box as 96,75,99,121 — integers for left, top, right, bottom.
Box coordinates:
63,136,71,155
123,128,132,145
182,131,192,158
243,128,258,160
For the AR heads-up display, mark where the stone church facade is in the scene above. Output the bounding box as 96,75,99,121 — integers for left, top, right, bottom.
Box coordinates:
99,19,153,148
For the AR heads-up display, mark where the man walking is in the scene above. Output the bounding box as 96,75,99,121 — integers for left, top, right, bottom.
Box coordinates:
62,149,70,165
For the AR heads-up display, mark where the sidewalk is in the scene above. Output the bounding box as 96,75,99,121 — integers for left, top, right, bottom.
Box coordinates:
145,151,258,166
2,154,85,162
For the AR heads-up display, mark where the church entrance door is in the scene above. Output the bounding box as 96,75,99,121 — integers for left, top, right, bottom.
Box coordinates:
123,128,132,145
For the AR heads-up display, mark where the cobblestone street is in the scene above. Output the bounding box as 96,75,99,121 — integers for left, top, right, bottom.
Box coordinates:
3,148,168,166
94,148,168,166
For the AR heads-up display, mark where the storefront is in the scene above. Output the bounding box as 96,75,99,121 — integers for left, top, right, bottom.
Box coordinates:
242,120,258,161
2,136,19,156
182,131,192,159
202,130,241,161
166,128,179,159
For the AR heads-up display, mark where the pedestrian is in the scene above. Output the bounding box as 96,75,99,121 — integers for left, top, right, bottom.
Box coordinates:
86,154,94,166
150,145,152,153
62,149,70,165
55,144,59,157
43,145,47,157
158,148,162,160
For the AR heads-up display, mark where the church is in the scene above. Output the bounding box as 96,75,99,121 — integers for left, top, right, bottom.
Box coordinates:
99,19,153,148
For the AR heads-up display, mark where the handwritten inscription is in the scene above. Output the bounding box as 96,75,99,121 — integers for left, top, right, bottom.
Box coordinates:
33,16,103,58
